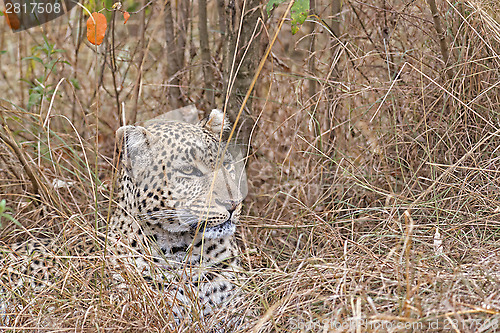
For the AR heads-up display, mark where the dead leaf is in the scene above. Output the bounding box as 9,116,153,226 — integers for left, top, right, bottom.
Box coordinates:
87,12,107,45
4,10,20,30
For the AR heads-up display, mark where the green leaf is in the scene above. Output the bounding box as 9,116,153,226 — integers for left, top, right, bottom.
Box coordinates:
266,0,286,15
32,84,45,94
22,56,44,64
28,92,42,108
45,58,58,70
20,78,35,87
126,2,140,12
0,213,22,228
290,0,309,34
0,199,22,228
70,78,81,90
266,0,309,34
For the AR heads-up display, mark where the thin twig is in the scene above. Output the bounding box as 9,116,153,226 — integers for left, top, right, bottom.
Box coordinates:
308,0,317,101
0,125,39,199
109,10,121,122
164,0,183,109
426,0,452,79
199,0,214,106
130,0,146,125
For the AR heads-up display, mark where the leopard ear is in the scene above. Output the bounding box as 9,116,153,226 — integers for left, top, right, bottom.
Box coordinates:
204,109,232,138
115,125,154,173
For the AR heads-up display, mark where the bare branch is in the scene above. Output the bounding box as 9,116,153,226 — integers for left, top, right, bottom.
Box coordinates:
164,1,183,109
199,0,215,106
130,0,147,124
426,0,453,80
0,126,39,198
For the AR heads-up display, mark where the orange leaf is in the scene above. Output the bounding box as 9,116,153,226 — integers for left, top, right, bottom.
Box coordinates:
3,11,20,30
123,11,130,24
86,12,107,46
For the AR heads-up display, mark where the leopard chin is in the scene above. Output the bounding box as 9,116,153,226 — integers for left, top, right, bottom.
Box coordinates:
196,220,236,239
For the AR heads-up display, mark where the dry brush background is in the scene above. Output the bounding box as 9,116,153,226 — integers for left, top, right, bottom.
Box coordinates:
0,0,500,331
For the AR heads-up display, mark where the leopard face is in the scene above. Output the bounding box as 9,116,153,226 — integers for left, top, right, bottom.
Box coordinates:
116,120,244,239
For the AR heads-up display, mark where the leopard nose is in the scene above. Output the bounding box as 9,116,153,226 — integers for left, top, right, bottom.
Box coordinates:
217,200,239,215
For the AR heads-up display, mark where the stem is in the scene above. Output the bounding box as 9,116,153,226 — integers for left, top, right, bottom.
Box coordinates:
131,0,146,125
426,0,452,80
164,0,183,108
199,0,214,106
0,127,39,198
308,0,316,101
224,0,261,146
110,10,121,122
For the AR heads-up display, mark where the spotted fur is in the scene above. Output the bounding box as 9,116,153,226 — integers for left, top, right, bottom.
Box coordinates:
1,110,244,319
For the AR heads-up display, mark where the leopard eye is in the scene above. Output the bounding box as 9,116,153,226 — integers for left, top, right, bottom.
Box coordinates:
178,166,203,177
222,158,233,167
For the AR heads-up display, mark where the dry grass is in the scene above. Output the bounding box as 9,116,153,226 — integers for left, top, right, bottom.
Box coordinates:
1,0,500,331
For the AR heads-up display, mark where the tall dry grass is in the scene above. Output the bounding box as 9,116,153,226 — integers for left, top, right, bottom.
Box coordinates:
0,0,499,331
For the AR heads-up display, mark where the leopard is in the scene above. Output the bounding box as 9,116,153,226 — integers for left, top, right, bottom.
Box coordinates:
0,109,246,324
